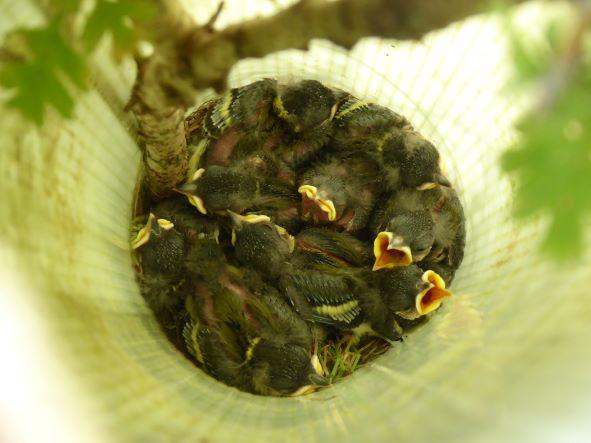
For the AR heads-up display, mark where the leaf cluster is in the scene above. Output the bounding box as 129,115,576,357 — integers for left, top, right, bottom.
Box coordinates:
0,0,155,123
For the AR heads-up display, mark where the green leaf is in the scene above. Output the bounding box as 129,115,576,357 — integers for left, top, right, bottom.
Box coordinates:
23,23,88,88
501,77,591,260
1,63,74,124
0,22,87,124
83,0,156,55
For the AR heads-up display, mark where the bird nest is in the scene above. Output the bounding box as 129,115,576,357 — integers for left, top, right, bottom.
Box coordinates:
130,79,465,397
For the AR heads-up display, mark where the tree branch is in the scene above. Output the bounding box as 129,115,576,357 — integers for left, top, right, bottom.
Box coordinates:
185,0,518,90
127,1,205,200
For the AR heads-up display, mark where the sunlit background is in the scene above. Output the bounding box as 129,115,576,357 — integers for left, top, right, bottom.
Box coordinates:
1,1,591,442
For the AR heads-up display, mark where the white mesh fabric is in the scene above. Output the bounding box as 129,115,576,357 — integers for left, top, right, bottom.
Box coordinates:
1,1,590,442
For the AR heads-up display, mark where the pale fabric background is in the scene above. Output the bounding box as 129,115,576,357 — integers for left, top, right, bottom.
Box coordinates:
1,1,590,442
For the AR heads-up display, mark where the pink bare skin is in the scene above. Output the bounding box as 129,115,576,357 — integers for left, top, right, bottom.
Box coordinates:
203,129,241,167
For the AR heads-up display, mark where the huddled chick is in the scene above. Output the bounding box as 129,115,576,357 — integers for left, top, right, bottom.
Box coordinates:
370,185,465,282
182,264,326,396
297,152,382,233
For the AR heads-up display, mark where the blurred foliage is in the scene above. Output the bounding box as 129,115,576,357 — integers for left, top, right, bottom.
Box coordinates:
0,0,155,123
0,22,87,124
83,0,155,57
501,8,591,260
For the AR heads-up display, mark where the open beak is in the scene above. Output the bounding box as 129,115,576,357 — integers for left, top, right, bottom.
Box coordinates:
298,185,337,222
292,383,317,396
290,355,329,396
174,168,207,214
245,214,271,223
157,218,174,231
372,232,413,270
275,225,296,253
309,373,329,386
228,211,271,227
311,354,324,376
416,182,437,191
227,210,244,230
416,270,452,315
228,210,243,246
131,213,155,250
433,173,451,187
175,189,207,214
309,354,330,387
228,211,274,245
417,173,452,190
291,374,329,396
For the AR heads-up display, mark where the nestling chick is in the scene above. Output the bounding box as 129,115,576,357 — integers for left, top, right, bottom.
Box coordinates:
424,191,466,270
229,211,295,281
418,260,458,287
219,135,299,230
184,324,325,396
371,210,435,269
274,80,343,168
201,123,291,184
197,79,278,166
131,198,226,314
274,79,339,133
279,265,402,342
151,197,222,245
418,214,466,286
375,265,452,321
257,206,302,234
130,213,186,312
225,132,293,182
153,197,228,280
297,153,380,232
294,227,373,268
175,165,299,215
203,79,277,136
381,129,451,191
331,96,411,152
183,267,326,396
281,266,361,328
131,213,184,274
370,186,465,270
353,271,405,342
